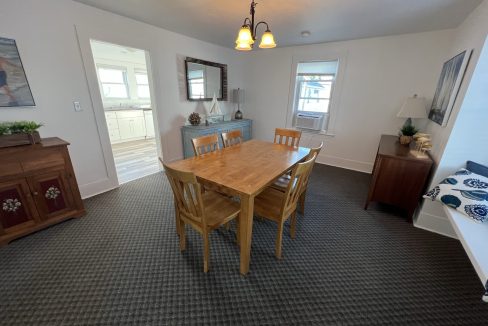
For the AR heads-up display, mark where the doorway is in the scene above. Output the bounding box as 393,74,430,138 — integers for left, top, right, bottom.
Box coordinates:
90,40,160,184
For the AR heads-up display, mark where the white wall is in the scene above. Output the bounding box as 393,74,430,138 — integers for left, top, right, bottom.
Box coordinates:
416,0,488,237
241,30,453,172
0,0,246,198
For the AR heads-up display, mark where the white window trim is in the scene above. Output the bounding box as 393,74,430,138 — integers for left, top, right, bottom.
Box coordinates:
285,51,348,136
96,64,130,100
134,70,150,99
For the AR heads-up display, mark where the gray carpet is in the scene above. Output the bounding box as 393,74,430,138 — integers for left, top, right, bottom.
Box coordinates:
0,164,487,325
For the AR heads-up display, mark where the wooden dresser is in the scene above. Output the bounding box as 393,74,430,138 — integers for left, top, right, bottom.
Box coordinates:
365,135,433,222
0,138,85,246
181,119,252,158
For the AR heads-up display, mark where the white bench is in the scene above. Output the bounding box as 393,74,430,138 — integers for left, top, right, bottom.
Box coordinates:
444,206,488,302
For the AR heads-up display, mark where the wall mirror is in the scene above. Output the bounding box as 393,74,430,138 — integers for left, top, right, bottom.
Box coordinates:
185,57,227,101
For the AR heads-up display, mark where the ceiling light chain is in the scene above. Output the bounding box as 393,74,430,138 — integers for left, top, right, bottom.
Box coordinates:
235,0,276,51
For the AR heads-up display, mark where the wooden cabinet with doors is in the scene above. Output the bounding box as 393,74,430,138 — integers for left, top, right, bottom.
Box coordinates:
0,138,85,246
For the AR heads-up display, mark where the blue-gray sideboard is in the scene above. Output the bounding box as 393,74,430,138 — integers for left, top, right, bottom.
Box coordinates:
181,119,252,158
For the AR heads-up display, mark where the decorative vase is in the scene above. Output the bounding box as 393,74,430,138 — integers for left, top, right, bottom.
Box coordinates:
399,135,412,145
235,109,243,120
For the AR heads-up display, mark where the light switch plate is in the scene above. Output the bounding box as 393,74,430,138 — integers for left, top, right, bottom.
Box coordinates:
73,101,82,112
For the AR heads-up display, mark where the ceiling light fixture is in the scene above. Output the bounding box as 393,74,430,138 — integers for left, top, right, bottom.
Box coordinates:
235,0,276,51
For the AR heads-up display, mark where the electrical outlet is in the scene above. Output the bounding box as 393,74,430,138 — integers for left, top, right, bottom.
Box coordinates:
73,101,82,112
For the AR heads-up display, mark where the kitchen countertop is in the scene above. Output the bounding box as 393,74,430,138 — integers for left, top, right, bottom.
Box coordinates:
104,107,152,112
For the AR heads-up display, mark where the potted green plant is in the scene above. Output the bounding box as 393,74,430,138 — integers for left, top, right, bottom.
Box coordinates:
0,121,43,148
399,124,418,145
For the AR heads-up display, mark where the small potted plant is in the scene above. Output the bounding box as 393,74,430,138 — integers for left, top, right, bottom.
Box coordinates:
0,121,43,148
399,124,418,145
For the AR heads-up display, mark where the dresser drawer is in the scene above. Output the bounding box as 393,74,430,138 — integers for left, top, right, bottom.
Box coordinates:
0,160,23,178
21,149,65,172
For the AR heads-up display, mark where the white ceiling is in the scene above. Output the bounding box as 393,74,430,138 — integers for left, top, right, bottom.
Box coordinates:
73,0,482,48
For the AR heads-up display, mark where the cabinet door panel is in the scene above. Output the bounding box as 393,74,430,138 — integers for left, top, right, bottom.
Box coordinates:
28,170,75,220
132,117,146,138
0,179,38,232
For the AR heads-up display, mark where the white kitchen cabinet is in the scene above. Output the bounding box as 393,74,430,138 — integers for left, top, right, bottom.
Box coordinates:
144,110,155,138
105,110,147,143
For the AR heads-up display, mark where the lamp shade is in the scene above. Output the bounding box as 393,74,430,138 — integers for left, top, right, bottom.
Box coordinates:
235,42,252,51
397,95,427,119
259,30,276,49
233,88,245,104
235,25,254,51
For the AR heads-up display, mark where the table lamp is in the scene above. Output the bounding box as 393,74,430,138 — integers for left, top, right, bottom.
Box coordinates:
397,94,427,128
233,88,244,119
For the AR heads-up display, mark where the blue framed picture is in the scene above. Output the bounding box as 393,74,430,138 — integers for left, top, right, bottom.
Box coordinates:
0,37,35,107
428,50,472,126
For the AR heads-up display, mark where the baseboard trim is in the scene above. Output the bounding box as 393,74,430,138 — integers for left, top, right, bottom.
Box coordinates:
414,211,457,239
79,178,119,199
317,154,373,174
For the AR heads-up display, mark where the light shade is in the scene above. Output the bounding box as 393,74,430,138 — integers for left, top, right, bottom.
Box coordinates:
259,30,276,49
235,25,254,51
235,42,252,51
397,95,427,119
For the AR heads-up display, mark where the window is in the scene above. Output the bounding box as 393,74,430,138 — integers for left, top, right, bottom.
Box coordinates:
135,71,150,99
187,69,205,99
292,60,339,131
98,67,129,98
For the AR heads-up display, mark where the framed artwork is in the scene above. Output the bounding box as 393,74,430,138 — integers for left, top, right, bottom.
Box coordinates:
0,37,35,107
428,50,472,126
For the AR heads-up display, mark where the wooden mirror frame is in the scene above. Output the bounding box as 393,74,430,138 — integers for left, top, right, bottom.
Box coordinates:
185,57,227,101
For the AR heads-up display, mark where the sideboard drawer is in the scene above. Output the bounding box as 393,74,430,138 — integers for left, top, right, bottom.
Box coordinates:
21,149,65,172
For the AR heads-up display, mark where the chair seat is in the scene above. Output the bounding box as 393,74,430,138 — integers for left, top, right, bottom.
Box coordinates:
202,191,240,228
270,175,291,192
254,187,285,222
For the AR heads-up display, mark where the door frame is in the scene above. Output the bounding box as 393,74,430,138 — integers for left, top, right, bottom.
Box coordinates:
75,25,162,192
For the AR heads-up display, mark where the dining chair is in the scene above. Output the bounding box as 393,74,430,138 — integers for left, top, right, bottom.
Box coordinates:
163,163,240,272
271,142,323,215
221,129,243,148
274,128,302,147
254,153,317,259
191,134,220,156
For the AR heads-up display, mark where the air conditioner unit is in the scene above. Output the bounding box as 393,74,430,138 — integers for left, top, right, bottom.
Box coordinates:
295,113,323,131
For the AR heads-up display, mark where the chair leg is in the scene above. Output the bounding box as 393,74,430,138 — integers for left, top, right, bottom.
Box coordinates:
275,221,284,259
290,211,297,239
175,205,181,236
179,221,186,251
236,216,240,246
203,232,210,273
299,191,306,215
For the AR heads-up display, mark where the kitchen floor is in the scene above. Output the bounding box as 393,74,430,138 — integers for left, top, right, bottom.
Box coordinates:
112,138,161,184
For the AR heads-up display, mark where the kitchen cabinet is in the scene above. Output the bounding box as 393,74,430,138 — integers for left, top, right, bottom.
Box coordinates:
105,109,154,143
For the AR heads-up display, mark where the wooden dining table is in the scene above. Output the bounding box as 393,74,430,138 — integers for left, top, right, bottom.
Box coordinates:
166,139,310,275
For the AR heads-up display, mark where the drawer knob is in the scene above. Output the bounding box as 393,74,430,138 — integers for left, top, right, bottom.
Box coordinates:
33,192,39,196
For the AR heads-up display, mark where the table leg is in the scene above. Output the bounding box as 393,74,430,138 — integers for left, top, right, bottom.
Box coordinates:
239,194,254,275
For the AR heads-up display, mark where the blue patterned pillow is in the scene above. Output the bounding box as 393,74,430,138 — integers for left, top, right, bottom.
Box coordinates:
467,161,488,178
424,168,488,223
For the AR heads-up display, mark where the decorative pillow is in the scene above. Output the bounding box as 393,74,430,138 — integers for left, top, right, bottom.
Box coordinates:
467,160,488,178
424,168,488,223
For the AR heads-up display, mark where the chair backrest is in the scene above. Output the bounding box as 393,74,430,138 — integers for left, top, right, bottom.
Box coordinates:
163,163,205,226
274,128,302,147
307,142,324,160
281,153,317,217
192,134,220,156
221,129,243,148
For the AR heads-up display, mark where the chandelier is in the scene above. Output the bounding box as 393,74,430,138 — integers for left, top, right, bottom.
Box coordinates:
235,0,276,51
